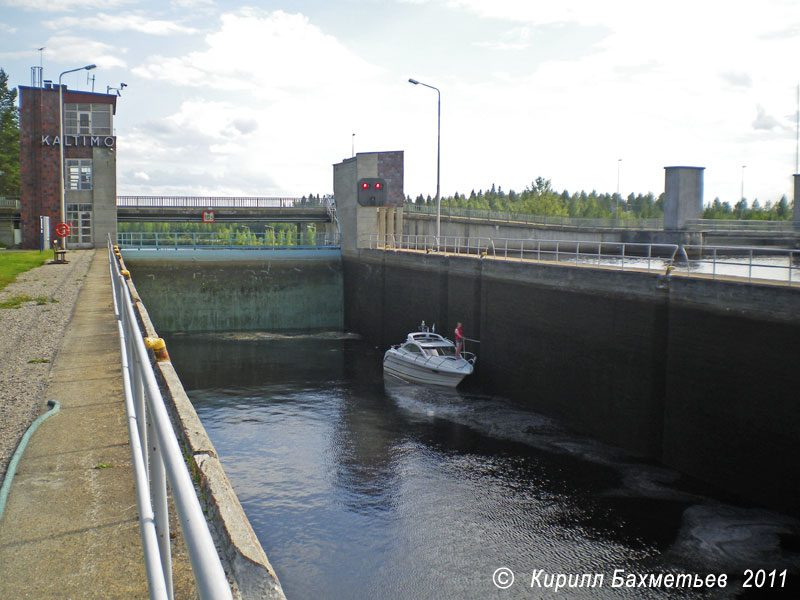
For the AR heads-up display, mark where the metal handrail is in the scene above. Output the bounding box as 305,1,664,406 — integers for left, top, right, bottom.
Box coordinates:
0,196,21,209
364,233,494,256
687,218,796,232
108,236,233,600
117,231,341,250
365,233,676,272
117,196,319,208
682,245,800,284
403,202,664,230
365,234,800,285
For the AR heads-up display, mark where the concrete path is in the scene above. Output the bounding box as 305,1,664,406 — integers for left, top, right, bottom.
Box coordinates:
0,251,196,599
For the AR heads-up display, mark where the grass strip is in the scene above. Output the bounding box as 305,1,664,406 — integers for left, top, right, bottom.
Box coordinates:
0,251,49,292
0,294,55,309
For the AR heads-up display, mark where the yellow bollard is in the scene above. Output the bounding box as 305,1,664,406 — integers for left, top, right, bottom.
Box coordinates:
120,269,131,280
144,337,170,362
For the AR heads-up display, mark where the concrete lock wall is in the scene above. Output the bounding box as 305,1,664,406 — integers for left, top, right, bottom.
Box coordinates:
123,251,343,333
342,249,800,516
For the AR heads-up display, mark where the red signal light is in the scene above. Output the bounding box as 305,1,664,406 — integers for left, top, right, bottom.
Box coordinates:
374,182,383,190
361,182,370,190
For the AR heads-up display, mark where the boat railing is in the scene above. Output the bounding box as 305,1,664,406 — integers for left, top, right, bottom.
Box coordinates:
394,344,476,369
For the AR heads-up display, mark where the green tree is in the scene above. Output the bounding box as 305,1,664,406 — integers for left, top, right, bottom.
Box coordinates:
0,68,20,196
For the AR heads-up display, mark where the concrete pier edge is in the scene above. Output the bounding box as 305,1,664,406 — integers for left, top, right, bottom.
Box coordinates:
116,252,286,600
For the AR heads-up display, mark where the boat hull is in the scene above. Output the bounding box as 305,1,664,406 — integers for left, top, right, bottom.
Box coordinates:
383,350,471,388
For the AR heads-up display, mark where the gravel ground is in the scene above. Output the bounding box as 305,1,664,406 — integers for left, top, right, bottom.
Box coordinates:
0,249,94,483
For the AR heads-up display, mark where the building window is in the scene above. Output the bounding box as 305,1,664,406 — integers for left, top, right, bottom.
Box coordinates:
65,159,92,190
64,103,112,135
66,203,93,246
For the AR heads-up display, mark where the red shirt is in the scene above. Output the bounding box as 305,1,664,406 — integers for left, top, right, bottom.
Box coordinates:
454,326,464,341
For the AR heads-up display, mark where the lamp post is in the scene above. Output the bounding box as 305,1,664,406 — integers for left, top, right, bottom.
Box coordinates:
740,165,746,202
58,64,96,256
408,77,441,249
616,158,622,217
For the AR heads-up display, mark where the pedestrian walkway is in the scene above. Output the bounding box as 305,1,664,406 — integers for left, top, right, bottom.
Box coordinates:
0,250,195,599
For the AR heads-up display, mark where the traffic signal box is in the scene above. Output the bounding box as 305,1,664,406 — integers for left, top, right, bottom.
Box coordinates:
357,178,387,206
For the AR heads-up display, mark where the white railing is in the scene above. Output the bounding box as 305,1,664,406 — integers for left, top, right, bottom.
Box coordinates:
682,245,800,284
108,237,233,600
0,196,20,209
687,218,797,232
364,233,494,256
365,234,800,285
118,231,340,249
403,202,664,230
365,233,680,274
117,196,321,208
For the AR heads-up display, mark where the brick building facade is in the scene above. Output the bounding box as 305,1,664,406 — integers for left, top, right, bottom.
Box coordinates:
19,84,117,249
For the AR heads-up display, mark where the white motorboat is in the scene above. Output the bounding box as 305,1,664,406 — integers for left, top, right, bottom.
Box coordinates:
383,325,476,387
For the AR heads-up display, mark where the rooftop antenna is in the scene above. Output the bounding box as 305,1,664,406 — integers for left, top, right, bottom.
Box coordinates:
87,71,95,92
31,47,45,87
106,82,127,97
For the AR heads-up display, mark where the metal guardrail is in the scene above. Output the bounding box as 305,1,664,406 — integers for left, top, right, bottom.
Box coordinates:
118,231,341,249
403,202,663,230
365,233,680,274
108,237,233,600
117,196,326,209
687,218,797,232
682,245,799,284
0,196,20,209
366,233,493,256
366,234,800,285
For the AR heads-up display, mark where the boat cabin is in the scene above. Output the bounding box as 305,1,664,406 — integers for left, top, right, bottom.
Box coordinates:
403,332,458,358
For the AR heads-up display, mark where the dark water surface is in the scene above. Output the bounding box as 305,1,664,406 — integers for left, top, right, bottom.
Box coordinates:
165,333,799,600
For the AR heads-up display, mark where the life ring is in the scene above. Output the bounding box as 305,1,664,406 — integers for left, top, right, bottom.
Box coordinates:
55,222,71,237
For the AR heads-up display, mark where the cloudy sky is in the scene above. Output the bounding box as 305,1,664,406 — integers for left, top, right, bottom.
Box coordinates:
1,0,799,205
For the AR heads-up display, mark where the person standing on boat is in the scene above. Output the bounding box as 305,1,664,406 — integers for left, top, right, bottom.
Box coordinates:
454,322,465,358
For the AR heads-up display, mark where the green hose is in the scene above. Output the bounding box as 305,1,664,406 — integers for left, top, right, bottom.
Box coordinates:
0,400,61,525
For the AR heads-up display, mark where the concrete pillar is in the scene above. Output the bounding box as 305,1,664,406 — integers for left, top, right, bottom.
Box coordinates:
395,206,404,241
794,175,800,232
333,151,404,256
297,222,310,245
664,166,704,231
377,207,387,243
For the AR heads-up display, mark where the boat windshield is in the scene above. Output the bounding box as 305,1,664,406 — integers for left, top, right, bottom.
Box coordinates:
423,345,456,357
402,343,424,353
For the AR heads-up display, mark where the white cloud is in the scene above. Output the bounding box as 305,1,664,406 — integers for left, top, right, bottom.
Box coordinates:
3,0,134,11
133,9,382,97
44,13,198,35
752,105,785,131
0,23,17,34
171,0,213,7
45,36,127,68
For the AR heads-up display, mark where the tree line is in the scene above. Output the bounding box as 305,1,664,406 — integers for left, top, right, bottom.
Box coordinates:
407,176,794,221
0,68,20,197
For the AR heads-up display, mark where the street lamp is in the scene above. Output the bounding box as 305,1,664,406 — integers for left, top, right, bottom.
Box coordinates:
741,165,746,202
408,77,441,249
58,64,96,256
